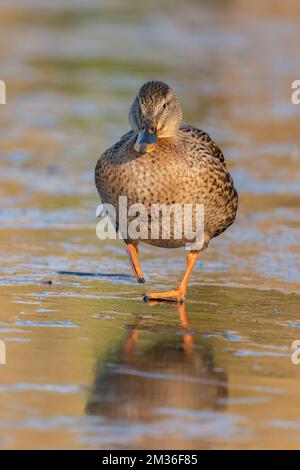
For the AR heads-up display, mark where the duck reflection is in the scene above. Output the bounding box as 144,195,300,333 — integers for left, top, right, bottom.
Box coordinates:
86,304,228,438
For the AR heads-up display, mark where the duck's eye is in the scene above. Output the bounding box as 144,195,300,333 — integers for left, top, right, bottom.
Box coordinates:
163,102,167,109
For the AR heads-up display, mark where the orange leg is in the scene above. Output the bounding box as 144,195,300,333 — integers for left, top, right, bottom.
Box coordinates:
127,243,145,284
123,328,139,364
177,303,194,356
144,250,199,303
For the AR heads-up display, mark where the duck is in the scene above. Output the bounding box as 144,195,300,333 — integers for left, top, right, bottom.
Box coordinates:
95,80,238,302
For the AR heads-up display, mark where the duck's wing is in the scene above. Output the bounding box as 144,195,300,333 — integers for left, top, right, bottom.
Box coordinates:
180,124,226,164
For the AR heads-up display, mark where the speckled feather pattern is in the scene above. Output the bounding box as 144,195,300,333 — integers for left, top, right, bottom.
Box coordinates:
95,83,238,250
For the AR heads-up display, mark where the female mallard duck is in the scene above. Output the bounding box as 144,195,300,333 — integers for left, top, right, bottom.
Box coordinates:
95,81,238,302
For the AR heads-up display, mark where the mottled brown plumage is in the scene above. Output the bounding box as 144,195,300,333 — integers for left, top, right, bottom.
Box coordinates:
95,81,238,302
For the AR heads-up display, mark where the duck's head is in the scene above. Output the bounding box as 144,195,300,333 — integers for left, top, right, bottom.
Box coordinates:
129,80,182,154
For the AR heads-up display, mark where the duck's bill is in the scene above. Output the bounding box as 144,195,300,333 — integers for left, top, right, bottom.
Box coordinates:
134,125,157,154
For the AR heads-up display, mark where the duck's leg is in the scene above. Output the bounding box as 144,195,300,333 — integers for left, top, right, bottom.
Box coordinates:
144,250,199,303
126,243,145,284
177,303,194,356
123,328,139,364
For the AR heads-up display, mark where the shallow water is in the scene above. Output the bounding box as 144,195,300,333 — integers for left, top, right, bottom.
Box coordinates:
0,0,300,450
